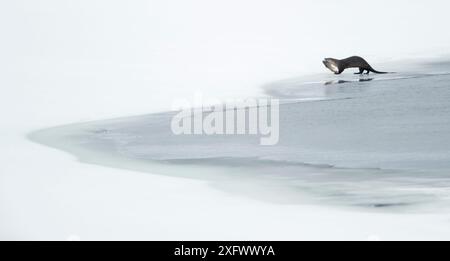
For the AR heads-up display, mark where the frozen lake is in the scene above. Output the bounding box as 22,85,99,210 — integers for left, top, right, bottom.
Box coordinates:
30,60,450,211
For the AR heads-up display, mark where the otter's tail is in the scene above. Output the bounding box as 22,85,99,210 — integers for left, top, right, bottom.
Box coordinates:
372,70,389,74
369,67,394,74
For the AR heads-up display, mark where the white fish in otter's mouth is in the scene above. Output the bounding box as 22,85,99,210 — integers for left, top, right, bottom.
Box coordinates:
323,59,339,74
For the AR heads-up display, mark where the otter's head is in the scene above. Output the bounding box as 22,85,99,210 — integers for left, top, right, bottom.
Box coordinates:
322,58,340,74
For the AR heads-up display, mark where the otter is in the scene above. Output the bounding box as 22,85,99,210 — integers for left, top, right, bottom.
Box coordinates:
323,56,388,75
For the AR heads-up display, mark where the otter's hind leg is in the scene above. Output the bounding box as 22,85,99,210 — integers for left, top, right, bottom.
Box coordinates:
354,68,364,75
365,69,370,74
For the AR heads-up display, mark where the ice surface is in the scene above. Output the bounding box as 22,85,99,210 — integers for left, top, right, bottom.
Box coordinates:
30,61,450,211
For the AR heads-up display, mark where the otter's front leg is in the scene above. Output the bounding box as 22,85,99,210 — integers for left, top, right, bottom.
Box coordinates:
335,68,344,75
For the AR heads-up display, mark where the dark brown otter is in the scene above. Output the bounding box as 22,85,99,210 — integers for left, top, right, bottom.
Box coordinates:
323,56,388,75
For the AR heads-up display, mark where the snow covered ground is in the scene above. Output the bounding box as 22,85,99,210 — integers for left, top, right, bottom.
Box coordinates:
2,0,450,240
